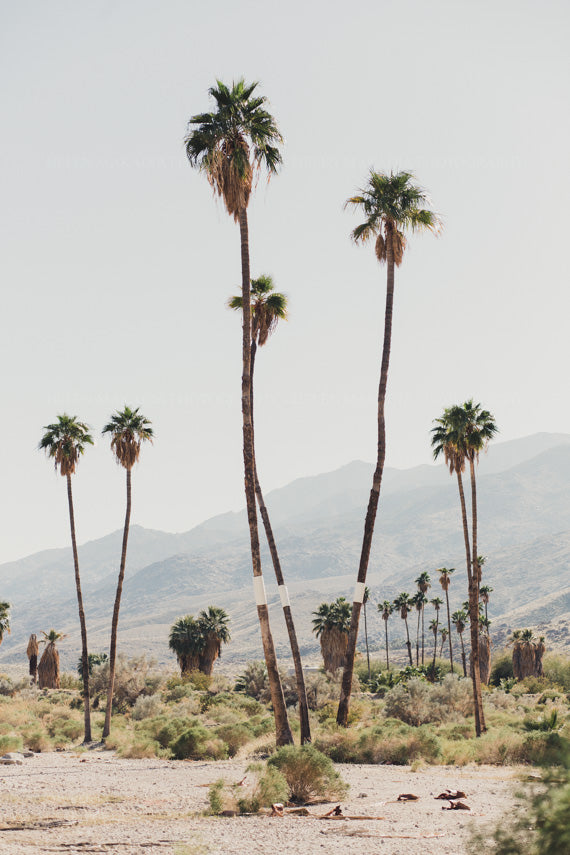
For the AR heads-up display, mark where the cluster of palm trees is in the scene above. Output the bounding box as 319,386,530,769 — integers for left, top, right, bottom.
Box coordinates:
168,607,230,676
185,77,498,739
38,407,153,742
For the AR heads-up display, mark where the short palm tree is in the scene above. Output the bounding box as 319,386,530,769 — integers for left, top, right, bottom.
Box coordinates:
439,627,449,658
452,609,468,677
480,585,493,623
229,276,310,743
38,630,65,689
412,592,427,666
197,606,231,676
0,601,10,646
430,597,444,667
415,572,431,664
378,600,393,670
393,592,414,666
39,415,93,741
27,634,39,684
101,406,153,738
312,598,352,674
169,615,204,676
186,80,292,746
337,171,440,726
438,567,455,673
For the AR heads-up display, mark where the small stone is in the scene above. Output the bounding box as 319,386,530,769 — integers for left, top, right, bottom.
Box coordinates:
22,750,35,758
0,753,24,765
357,792,368,798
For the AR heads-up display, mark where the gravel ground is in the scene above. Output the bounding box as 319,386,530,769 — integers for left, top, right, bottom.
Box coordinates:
0,751,521,854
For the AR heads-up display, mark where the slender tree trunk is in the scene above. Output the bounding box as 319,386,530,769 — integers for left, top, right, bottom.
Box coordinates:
439,633,445,658
250,341,310,744
238,208,292,746
384,619,389,670
469,459,486,732
364,602,371,682
337,235,395,727
66,474,91,743
432,615,439,668
415,609,421,666
445,587,454,674
459,631,467,676
103,467,132,739
455,469,483,736
421,604,425,665
404,617,413,665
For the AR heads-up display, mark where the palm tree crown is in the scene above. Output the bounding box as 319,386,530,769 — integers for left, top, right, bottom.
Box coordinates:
312,598,352,636
0,601,10,644
185,79,282,221
102,406,153,470
431,401,497,471
379,600,393,621
229,274,288,347
346,170,441,264
39,415,93,476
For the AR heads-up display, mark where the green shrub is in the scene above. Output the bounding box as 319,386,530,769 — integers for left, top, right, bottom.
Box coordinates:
234,662,270,703
132,694,162,720
215,723,252,757
489,651,514,686
544,656,570,692
384,675,472,726
0,734,22,752
0,677,14,697
171,722,227,760
268,744,348,804
208,764,288,814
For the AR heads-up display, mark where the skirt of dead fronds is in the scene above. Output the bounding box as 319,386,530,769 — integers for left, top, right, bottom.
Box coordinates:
199,635,221,676
27,634,39,681
479,634,491,684
321,628,348,674
38,642,60,689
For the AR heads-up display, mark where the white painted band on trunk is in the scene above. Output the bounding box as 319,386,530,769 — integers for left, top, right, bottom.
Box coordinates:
253,576,267,606
353,582,366,604
278,585,290,608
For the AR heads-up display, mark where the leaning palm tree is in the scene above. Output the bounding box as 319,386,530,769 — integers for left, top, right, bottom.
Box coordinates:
39,415,93,741
438,567,455,674
430,597,444,668
197,606,231,676
452,609,468,677
38,630,65,689
101,406,153,739
186,80,292,746
415,572,431,664
0,601,10,647
393,593,414,666
378,600,393,670
169,615,204,676
229,275,310,743
312,598,352,674
337,171,440,726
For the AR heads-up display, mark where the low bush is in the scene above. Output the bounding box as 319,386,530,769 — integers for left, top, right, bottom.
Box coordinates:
208,763,289,814
132,694,162,720
90,655,162,710
268,744,347,804
489,651,514,686
544,656,570,692
384,675,472,726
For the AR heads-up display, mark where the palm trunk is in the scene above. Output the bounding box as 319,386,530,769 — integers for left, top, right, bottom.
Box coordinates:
66,474,91,743
469,458,486,732
239,208,292,747
459,631,467,677
432,616,439,669
384,620,389,670
439,633,445,658
364,602,371,682
421,604,425,665
404,617,413,665
445,588,454,674
337,233,395,727
455,469,483,736
103,467,132,739
415,609,421,666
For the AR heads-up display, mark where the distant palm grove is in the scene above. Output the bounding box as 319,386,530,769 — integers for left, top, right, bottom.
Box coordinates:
3,77,509,748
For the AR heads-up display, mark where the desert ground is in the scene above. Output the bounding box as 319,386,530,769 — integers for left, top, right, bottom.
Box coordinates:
0,750,522,855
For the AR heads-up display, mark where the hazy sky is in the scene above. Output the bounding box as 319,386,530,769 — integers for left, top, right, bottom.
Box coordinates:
1,0,569,563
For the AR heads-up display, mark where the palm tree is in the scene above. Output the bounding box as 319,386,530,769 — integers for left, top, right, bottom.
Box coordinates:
452,609,468,677
430,597,444,668
412,592,427,666
415,572,431,665
39,415,93,741
186,80,292,746
312,597,352,674
197,606,231,676
429,618,439,664
378,600,393,670
101,406,153,739
229,275,310,743
438,567,455,674
27,634,39,684
393,593,414,666
439,627,449,658
38,630,65,689
169,615,204,676
337,171,440,726
480,585,493,623
0,601,10,647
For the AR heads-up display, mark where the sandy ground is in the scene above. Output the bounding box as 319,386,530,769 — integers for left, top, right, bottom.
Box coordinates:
0,751,522,855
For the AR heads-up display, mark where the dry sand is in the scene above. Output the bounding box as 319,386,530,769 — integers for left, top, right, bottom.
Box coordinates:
0,750,522,854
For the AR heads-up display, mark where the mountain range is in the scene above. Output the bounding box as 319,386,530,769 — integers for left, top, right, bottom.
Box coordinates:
2,431,570,672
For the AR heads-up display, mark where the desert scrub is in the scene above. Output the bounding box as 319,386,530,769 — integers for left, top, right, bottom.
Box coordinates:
384,674,473,725
90,654,162,710
314,721,441,765
132,694,163,720
268,745,348,804
208,763,288,815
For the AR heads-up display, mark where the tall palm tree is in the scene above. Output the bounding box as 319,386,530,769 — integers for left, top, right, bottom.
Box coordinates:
337,171,440,726
438,567,455,674
378,600,393,670
101,406,153,739
362,586,371,682
415,572,431,665
229,275,310,743
312,597,352,674
412,592,427,666
197,606,231,676
430,597,444,668
0,601,10,647
479,585,493,623
429,618,439,664
186,80,292,746
39,415,93,741
431,407,487,735
393,593,414,666
452,609,468,677
169,615,204,676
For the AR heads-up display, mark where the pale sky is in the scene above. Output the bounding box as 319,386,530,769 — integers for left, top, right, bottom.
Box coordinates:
1,0,569,563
